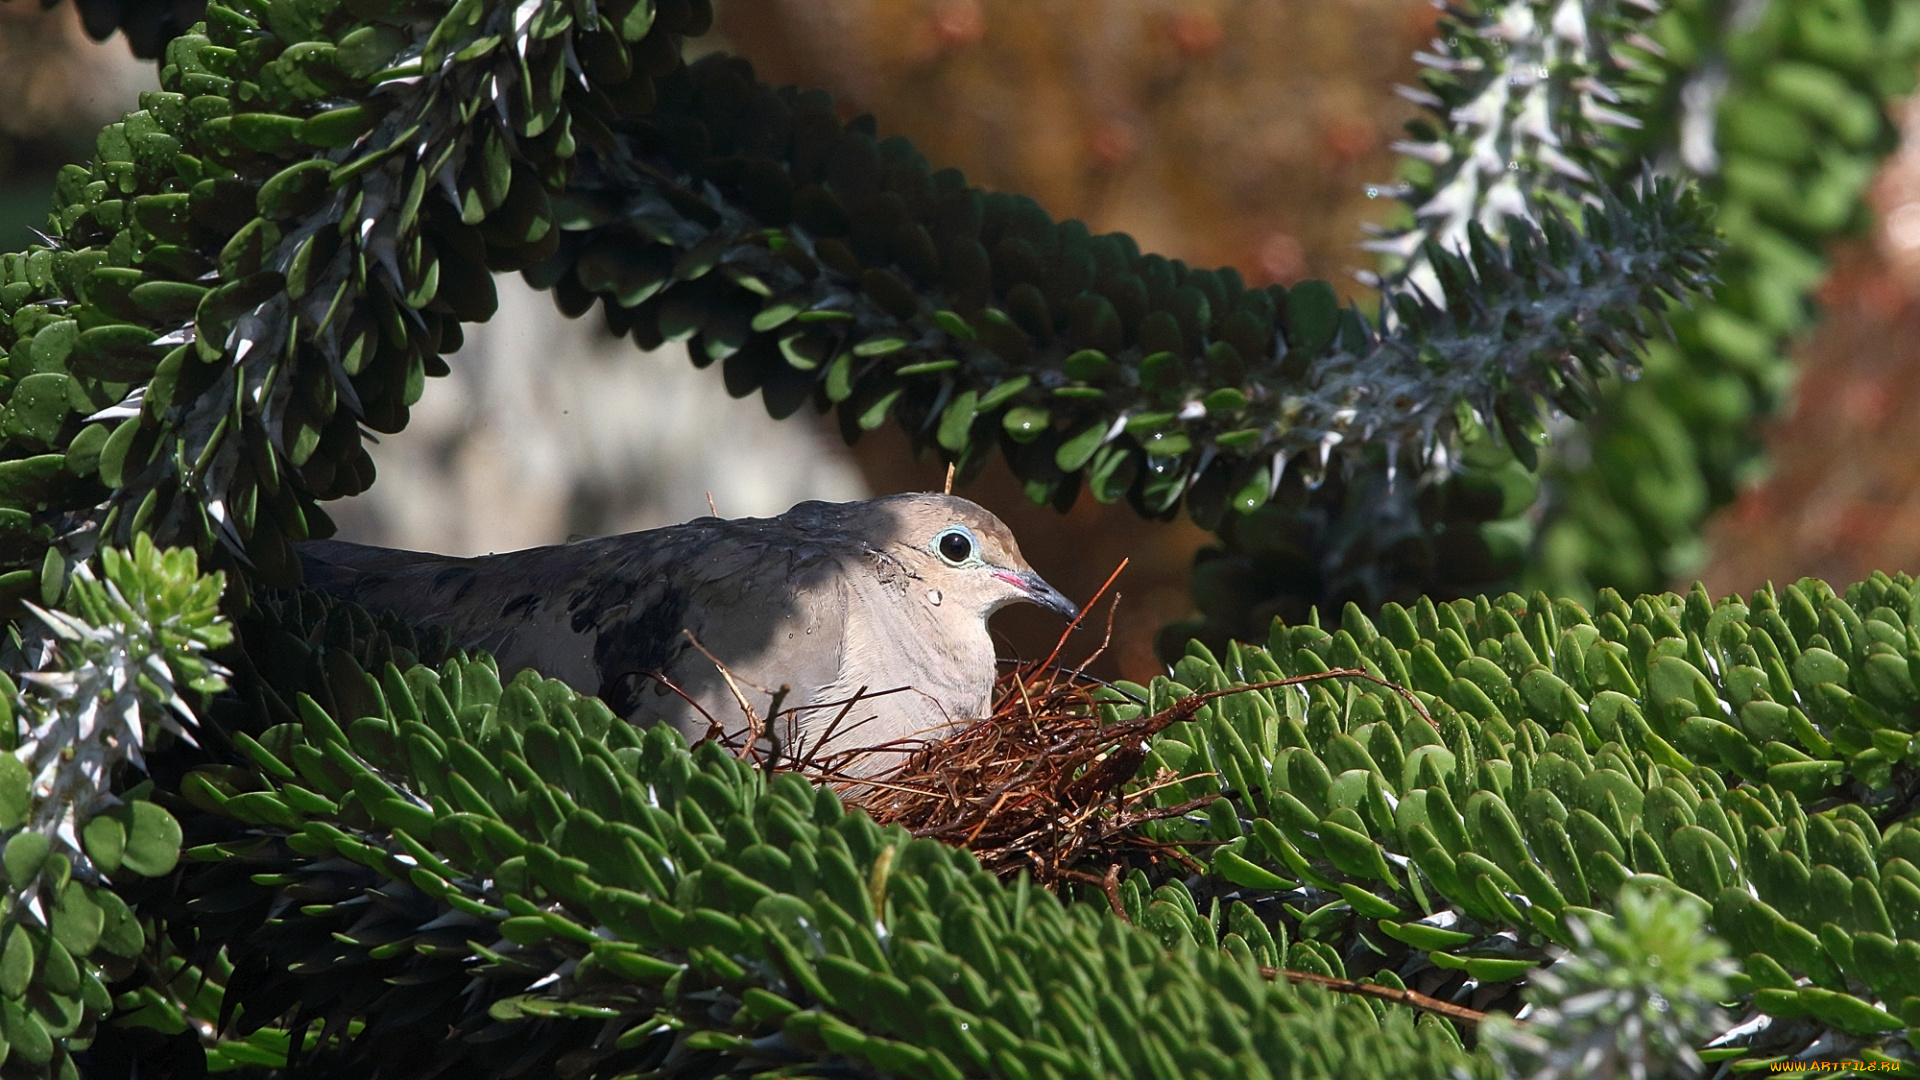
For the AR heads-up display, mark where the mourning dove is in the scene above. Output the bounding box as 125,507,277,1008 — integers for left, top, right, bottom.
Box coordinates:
298,494,1076,770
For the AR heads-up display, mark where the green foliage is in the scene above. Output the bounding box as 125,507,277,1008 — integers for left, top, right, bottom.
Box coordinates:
1172,0,1920,647
15,535,226,849
0,0,1713,611
5,0,1920,1071
1532,0,1920,601
1481,888,1735,1080
51,562,1920,1073
1120,571,1920,1066
1366,0,1660,285
551,61,1709,528
156,643,1479,1078
87,566,1920,1072
1161,0,1688,647
0,537,228,1079
0,0,719,594
241,583,455,713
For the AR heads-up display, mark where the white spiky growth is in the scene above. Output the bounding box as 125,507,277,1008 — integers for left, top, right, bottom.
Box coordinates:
6,538,230,886
1476,889,1736,1080
1371,0,1661,307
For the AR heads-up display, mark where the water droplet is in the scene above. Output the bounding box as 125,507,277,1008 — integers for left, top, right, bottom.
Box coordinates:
1366,186,1380,199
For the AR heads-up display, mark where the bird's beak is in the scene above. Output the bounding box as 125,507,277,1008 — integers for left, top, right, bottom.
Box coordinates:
996,570,1078,621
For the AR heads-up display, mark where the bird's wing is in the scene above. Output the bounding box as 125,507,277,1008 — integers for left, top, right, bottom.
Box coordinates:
636,533,856,741
297,520,853,736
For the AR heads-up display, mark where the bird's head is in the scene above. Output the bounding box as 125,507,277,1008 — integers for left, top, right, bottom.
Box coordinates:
861,493,1077,622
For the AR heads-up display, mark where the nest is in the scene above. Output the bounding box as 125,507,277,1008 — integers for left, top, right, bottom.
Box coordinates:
831,655,1216,887
709,563,1430,890
788,564,1364,888
705,567,1485,1026
691,563,1181,885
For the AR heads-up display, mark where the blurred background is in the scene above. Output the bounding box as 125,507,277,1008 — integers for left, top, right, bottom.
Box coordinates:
7,0,1920,683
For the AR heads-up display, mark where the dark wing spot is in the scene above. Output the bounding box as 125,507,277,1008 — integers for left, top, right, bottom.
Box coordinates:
592,587,690,717
499,593,541,619
569,575,640,634
433,566,480,603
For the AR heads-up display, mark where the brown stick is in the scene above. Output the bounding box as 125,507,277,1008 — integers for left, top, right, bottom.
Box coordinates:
965,790,1013,846
1102,863,1127,923
1259,966,1498,1026
1061,865,1133,923
1063,589,1124,689
1153,668,1439,733
682,630,766,758
1035,558,1128,675
646,670,720,733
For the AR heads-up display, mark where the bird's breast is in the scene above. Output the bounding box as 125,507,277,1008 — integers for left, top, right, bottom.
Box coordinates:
820,587,997,749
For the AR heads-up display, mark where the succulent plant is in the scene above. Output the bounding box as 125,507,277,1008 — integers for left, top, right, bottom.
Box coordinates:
1162,0,1685,646
1480,887,1735,1080
1171,0,1920,651
0,0,1715,622
1123,570,1920,1069
3,0,1920,1074
1532,0,1920,602
0,537,225,1079
121,626,1479,1079
52,564,1920,1075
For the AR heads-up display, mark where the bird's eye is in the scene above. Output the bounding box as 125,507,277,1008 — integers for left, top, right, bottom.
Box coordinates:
937,528,975,564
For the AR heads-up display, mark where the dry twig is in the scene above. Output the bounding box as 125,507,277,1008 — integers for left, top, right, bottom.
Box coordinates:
1261,967,1497,1027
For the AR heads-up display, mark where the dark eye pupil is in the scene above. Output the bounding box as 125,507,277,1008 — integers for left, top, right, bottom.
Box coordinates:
940,532,973,562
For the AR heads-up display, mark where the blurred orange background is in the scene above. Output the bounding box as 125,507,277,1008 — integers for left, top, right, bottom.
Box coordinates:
706,0,1920,675
708,0,1433,680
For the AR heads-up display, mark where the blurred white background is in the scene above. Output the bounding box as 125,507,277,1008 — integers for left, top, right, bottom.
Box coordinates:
325,280,870,556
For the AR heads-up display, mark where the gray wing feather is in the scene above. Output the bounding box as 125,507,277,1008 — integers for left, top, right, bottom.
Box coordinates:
298,518,852,738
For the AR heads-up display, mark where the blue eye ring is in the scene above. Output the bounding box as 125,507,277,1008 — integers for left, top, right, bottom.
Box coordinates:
935,526,976,565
